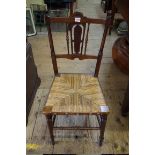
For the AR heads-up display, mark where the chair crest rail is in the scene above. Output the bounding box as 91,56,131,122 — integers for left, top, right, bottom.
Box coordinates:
45,15,111,25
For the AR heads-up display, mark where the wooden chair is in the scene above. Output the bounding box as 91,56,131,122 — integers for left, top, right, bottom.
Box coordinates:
43,12,111,146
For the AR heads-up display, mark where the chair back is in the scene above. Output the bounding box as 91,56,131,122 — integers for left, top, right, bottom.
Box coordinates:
46,12,111,77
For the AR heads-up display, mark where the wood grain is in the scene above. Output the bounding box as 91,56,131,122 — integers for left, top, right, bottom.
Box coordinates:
43,74,109,114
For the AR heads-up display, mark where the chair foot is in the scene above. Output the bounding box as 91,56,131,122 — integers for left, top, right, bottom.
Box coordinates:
99,137,104,146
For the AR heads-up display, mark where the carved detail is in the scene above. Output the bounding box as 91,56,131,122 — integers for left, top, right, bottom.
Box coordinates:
84,23,90,55
66,24,70,54
74,25,82,54
81,24,86,54
67,12,87,55
67,23,87,55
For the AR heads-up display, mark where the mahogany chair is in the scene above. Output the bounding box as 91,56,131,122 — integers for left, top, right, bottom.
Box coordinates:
43,12,111,146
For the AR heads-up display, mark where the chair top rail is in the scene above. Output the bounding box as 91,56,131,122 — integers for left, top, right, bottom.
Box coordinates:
45,15,111,25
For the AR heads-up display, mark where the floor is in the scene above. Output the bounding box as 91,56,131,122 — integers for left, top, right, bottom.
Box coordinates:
26,0,129,154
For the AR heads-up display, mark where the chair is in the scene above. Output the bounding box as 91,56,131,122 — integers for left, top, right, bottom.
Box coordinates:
42,12,111,146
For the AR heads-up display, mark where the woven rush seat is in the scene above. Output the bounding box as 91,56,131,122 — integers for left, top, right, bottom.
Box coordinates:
43,74,108,114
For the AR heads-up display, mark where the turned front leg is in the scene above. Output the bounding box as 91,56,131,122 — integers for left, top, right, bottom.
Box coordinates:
46,114,55,145
99,115,107,146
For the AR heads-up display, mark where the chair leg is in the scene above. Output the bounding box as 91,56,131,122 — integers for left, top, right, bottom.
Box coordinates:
46,115,55,145
99,115,107,146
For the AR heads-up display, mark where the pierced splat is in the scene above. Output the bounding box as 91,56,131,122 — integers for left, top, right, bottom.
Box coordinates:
74,25,82,54
66,12,87,55
66,22,87,55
